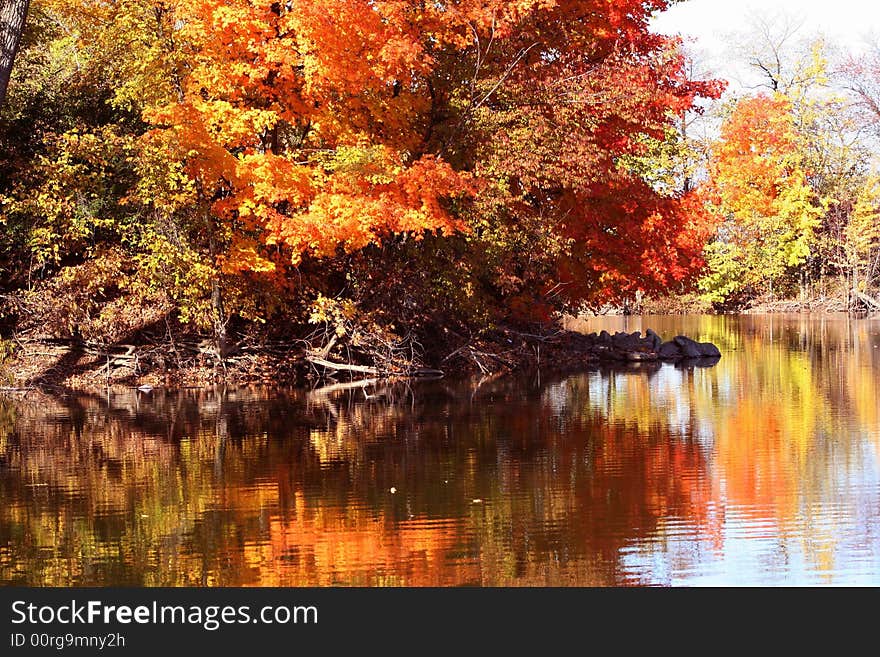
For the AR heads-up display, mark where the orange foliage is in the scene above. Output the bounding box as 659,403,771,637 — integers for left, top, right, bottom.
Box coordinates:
145,0,481,273
140,0,722,309
709,94,800,217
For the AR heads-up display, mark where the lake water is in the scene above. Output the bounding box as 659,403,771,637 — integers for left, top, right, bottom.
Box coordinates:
1,314,879,586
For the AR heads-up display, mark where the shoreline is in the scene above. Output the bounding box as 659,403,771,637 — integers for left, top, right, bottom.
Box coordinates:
0,325,722,395
0,328,590,392
3,305,875,395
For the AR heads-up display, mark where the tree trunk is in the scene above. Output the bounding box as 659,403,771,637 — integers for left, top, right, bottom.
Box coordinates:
0,0,30,107
211,277,228,358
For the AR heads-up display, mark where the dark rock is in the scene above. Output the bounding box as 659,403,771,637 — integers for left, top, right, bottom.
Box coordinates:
645,328,662,351
673,335,703,358
673,335,721,358
572,328,718,366
606,349,627,361
607,346,655,362
612,331,645,351
658,341,682,359
698,342,721,358
570,332,598,349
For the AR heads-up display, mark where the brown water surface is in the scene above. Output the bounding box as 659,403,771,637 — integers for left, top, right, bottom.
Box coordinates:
2,314,879,585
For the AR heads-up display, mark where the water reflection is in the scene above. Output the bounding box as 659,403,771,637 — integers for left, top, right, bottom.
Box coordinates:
1,314,879,586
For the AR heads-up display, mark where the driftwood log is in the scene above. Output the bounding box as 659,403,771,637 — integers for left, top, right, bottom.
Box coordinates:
306,355,444,378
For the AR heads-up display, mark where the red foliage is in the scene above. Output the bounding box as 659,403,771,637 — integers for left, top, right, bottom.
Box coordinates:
144,0,723,314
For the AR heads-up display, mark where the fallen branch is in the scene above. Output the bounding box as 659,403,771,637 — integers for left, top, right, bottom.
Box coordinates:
308,377,380,397
306,356,379,375
442,342,472,363
409,367,445,377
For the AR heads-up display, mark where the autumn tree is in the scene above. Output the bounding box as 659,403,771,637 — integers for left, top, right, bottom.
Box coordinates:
0,0,29,105
838,42,880,134
118,0,719,336
703,93,826,302
3,0,723,365
735,11,828,98
0,0,180,343
459,11,723,315
837,176,880,298
701,16,876,307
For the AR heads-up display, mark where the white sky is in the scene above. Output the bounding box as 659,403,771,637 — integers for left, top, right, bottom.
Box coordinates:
652,0,880,48
652,0,880,90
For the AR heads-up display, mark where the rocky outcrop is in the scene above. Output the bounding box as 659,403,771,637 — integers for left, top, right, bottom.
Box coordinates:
664,335,721,359
658,340,682,359
575,330,721,364
645,328,662,351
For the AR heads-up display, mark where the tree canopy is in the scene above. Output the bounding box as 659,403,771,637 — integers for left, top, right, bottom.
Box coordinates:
1,0,727,360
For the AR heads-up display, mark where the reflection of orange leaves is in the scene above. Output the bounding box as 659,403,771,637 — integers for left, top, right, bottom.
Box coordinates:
569,424,715,559
253,510,478,586
714,402,796,525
